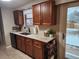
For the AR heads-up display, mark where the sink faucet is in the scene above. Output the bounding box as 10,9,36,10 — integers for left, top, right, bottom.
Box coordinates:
24,27,30,33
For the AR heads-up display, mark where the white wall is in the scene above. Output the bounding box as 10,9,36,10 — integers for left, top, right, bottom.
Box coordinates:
1,8,15,46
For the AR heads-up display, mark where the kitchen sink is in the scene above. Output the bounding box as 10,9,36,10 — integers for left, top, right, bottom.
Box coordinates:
20,32,31,35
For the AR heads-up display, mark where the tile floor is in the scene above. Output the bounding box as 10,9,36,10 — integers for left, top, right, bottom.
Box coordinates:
0,46,32,59
0,45,54,59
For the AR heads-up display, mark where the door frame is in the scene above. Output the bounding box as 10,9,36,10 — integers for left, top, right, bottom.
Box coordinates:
57,1,79,59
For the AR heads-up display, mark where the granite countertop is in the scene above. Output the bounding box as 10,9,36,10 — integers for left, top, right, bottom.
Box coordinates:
11,32,56,43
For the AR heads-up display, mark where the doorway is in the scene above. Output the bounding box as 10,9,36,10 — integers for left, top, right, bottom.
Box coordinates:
65,6,79,59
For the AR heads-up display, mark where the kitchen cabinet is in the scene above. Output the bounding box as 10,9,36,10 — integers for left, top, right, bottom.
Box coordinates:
41,1,51,25
33,40,44,59
12,34,57,59
25,38,33,56
13,10,24,26
16,35,22,50
16,35,25,52
21,37,25,52
33,39,57,59
32,0,56,25
32,4,41,25
16,35,33,56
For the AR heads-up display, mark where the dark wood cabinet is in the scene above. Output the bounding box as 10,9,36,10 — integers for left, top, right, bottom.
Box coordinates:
16,35,25,52
32,4,41,25
41,1,51,25
16,35,33,56
33,40,44,59
25,38,33,56
14,35,57,59
21,37,25,52
13,10,24,26
16,35,22,50
32,0,56,25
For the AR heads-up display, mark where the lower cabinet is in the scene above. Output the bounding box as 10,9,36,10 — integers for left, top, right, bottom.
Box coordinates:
21,37,25,52
16,35,57,59
33,40,44,59
16,35,22,50
25,38,33,56
16,35,25,52
16,35,33,56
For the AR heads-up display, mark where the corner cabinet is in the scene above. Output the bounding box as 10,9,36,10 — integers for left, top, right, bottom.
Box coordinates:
13,10,24,26
32,0,56,25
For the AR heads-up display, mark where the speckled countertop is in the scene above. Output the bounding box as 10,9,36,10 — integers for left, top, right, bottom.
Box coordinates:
11,32,55,43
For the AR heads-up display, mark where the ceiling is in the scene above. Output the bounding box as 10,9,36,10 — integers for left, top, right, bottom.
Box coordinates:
0,0,76,9
0,0,35,8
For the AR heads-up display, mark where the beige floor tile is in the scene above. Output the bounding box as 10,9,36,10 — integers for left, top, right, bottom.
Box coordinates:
0,46,54,59
0,46,32,59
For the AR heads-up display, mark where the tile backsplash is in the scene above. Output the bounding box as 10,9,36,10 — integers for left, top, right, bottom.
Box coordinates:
38,25,57,35
22,25,57,36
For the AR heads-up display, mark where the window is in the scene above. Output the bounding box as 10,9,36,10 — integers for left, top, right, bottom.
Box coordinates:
23,9,33,27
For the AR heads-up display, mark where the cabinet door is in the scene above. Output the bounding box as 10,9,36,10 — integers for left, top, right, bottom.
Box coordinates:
16,36,22,50
14,11,19,25
41,1,51,25
21,38,25,52
32,4,41,25
16,36,25,52
13,10,24,26
33,40,44,59
18,11,24,26
25,39,33,56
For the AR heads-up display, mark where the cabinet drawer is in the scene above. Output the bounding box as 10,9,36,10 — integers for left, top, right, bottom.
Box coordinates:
33,40,42,48
26,39,32,44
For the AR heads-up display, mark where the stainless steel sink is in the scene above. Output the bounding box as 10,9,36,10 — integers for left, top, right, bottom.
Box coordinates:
20,33,30,35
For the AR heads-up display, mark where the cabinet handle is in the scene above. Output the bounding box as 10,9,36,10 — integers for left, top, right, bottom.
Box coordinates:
34,45,41,48
27,40,30,42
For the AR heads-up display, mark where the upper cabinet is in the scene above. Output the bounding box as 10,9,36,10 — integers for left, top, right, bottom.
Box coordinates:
32,0,56,25
13,10,24,26
41,1,51,25
32,4,41,25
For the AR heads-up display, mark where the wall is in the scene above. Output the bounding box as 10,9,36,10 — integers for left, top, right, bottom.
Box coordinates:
1,8,15,46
